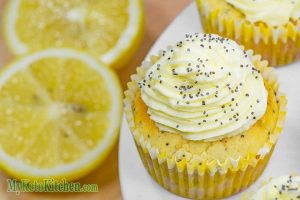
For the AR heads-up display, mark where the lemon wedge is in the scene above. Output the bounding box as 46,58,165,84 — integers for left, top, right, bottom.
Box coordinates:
0,49,122,180
3,0,144,69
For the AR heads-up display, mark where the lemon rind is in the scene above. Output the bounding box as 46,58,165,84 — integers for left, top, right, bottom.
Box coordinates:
101,0,144,68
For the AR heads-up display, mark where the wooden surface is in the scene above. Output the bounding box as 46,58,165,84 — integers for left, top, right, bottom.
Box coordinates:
0,0,191,199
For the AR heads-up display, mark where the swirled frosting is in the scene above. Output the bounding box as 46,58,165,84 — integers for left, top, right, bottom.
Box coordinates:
139,34,267,141
250,176,300,199
226,0,300,26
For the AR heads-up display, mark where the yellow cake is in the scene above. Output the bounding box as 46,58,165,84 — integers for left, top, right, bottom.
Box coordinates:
124,33,287,199
195,0,300,67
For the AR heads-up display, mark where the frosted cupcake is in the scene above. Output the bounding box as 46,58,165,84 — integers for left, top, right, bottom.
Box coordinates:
195,0,300,66
243,175,300,199
124,34,286,199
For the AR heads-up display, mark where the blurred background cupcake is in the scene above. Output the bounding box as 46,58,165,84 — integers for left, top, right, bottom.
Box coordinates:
242,175,300,199
125,33,287,199
195,0,300,66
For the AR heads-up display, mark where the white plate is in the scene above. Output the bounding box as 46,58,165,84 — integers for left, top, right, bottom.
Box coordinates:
119,2,300,200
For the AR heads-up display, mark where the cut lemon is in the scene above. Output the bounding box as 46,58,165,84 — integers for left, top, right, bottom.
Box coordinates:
0,49,122,180
3,0,144,69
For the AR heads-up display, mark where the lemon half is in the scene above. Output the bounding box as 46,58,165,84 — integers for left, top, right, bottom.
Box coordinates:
0,49,122,180
3,0,144,69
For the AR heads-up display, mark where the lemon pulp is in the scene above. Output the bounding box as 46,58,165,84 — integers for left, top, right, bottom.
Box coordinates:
4,0,144,68
0,49,122,180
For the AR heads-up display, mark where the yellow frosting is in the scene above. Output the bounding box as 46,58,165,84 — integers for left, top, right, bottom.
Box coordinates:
250,176,300,199
139,33,267,141
226,0,300,26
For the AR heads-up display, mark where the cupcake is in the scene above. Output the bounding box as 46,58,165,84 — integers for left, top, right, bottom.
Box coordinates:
243,175,300,199
124,33,286,199
195,0,300,66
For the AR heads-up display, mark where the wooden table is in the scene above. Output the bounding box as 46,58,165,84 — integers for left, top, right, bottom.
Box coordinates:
0,0,191,199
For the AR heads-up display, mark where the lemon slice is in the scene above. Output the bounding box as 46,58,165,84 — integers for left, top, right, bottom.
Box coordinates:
3,0,144,69
0,49,122,180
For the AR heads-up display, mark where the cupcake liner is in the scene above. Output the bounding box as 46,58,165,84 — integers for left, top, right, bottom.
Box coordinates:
195,0,300,67
124,47,287,199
